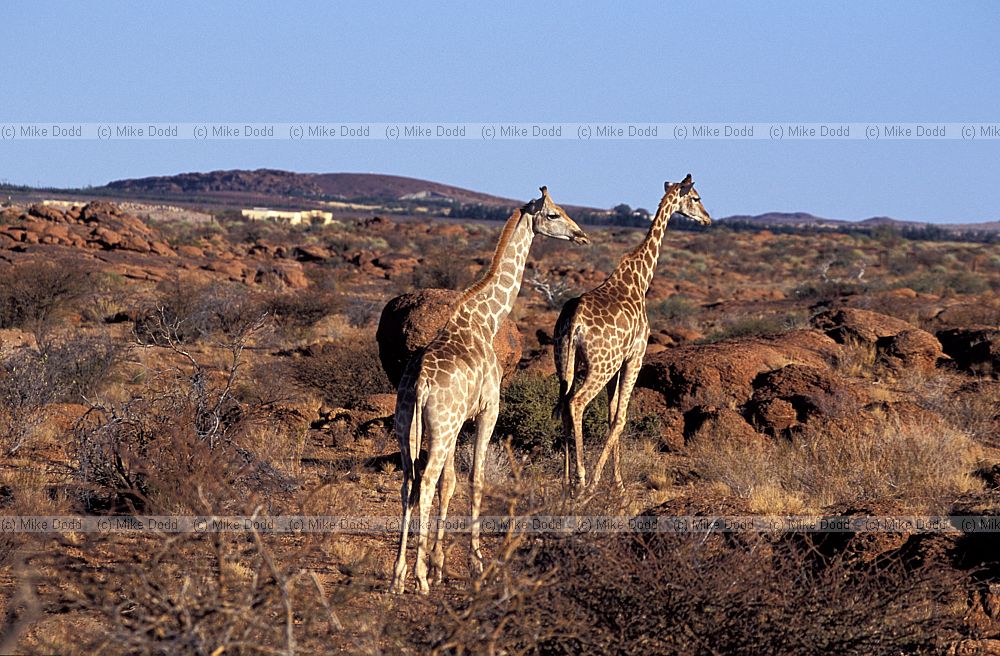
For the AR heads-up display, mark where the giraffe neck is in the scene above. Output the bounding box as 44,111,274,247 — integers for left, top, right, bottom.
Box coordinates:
622,190,680,294
451,209,535,339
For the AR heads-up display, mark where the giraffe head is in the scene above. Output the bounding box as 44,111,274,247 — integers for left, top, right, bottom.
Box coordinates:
667,174,712,225
523,186,590,244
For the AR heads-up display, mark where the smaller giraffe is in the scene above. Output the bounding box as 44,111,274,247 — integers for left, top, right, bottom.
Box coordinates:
553,175,711,490
390,187,588,594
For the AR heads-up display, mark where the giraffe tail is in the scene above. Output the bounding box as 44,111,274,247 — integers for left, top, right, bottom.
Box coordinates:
552,324,580,422
408,380,427,472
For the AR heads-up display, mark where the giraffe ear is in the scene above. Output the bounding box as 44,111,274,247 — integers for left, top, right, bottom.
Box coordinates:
664,181,670,193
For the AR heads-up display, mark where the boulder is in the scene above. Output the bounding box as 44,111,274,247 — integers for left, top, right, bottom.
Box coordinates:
811,307,915,345
745,364,872,436
636,329,838,413
27,204,67,222
875,328,945,373
292,245,329,262
686,406,767,446
376,289,522,387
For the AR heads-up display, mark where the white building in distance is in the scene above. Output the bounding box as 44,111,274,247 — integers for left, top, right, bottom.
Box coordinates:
241,207,335,225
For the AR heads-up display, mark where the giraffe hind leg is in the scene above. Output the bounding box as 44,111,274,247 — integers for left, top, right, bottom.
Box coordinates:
413,413,460,595
430,450,456,585
590,353,642,491
566,368,611,491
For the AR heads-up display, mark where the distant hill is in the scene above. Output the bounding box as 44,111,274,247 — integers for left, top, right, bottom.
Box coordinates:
3,169,996,235
718,212,998,234
103,169,518,206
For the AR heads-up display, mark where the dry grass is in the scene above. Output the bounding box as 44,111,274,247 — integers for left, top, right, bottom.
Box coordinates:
832,337,878,378
455,441,511,486
689,415,982,513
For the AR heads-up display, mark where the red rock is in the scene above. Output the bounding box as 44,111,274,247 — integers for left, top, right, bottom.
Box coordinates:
91,226,123,247
810,307,915,344
149,241,174,256
27,204,66,222
687,406,767,445
663,327,703,343
745,364,872,436
637,330,838,413
292,245,329,262
256,262,308,288
204,260,246,280
629,387,685,451
875,328,944,373
0,328,38,355
177,245,204,258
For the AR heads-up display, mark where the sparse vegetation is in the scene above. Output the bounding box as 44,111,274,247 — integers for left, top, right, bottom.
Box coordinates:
1,197,998,653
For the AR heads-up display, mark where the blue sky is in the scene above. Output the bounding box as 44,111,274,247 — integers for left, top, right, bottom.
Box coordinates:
1,2,998,222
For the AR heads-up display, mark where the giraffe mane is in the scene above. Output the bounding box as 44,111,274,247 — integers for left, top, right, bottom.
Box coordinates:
626,188,676,258
455,208,525,307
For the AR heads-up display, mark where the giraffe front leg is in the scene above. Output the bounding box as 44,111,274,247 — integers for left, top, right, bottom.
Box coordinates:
430,449,456,585
470,403,499,580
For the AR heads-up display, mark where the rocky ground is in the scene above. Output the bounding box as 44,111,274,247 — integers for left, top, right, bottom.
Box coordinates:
0,200,998,654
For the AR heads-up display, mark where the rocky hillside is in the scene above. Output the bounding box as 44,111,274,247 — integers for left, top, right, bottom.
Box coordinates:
102,169,518,206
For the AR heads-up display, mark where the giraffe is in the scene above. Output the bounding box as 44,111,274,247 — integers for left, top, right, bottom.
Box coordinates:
553,175,711,490
389,187,589,594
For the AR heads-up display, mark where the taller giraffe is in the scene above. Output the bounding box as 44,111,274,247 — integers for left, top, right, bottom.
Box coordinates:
390,187,588,594
553,175,710,490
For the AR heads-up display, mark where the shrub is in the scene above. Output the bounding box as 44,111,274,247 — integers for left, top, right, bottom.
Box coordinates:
0,336,123,455
0,351,50,455
395,525,964,655
526,272,578,310
264,290,339,338
704,312,805,342
42,335,126,402
135,278,265,345
0,260,92,335
648,295,698,327
38,530,346,655
496,373,607,454
411,243,473,290
71,318,294,514
902,271,991,295
287,336,393,410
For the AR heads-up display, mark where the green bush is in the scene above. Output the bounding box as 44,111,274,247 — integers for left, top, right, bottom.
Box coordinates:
901,271,991,295
704,313,806,342
648,295,698,327
496,373,607,454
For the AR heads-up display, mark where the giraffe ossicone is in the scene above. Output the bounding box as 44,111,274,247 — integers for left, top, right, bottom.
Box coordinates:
553,174,711,491
389,187,588,594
